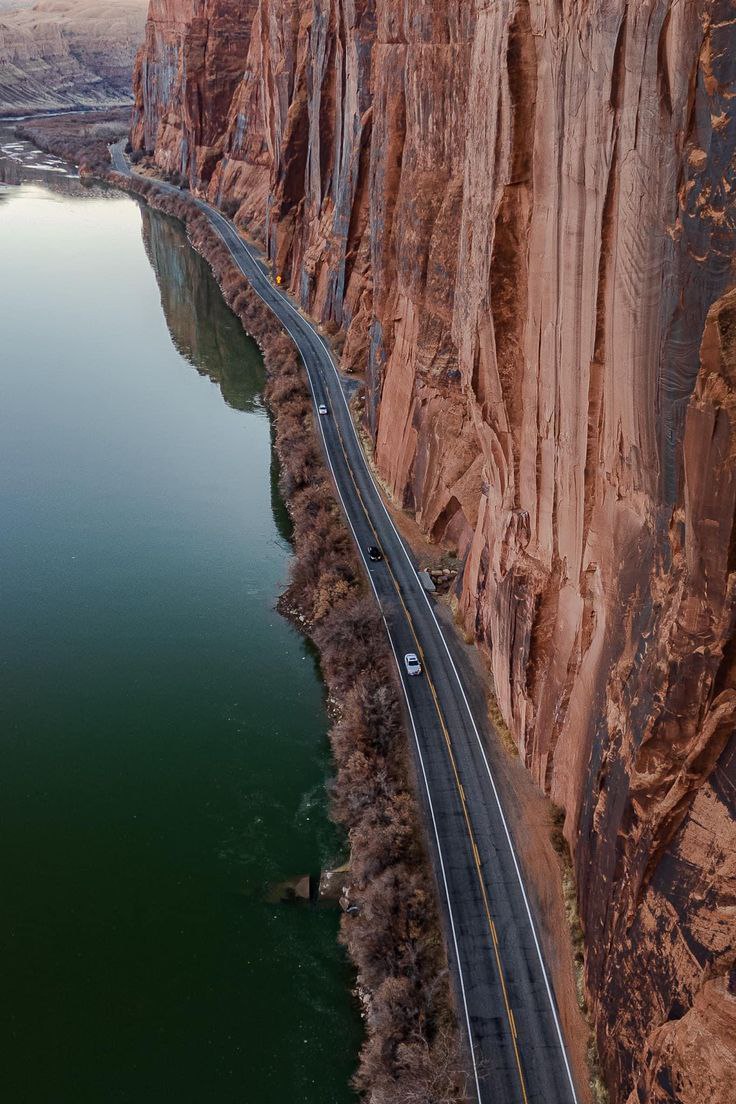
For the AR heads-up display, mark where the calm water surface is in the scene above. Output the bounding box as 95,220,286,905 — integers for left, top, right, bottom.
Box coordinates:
0,133,360,1102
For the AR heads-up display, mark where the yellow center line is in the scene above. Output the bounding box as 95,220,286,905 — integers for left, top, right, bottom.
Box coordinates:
197,207,529,1104
327,410,530,1104
413,626,529,1104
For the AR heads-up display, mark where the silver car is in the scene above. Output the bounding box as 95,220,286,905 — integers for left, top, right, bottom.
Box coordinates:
404,653,422,676
317,403,328,415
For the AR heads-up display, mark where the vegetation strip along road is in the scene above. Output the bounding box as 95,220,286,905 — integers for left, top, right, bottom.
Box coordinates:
110,142,580,1104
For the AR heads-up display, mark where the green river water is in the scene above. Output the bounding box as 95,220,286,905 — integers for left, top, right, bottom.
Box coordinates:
0,133,361,1102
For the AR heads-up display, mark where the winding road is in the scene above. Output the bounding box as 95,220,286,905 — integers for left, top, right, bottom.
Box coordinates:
110,142,581,1104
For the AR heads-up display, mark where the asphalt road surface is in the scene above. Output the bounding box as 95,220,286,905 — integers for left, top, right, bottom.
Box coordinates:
110,142,581,1104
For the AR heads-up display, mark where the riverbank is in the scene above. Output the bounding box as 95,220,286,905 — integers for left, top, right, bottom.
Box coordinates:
23,125,468,1101
122,164,466,1104
0,162,363,1101
13,109,129,176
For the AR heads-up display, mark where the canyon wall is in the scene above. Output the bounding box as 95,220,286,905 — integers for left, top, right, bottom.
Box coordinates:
131,2,736,1101
0,0,147,114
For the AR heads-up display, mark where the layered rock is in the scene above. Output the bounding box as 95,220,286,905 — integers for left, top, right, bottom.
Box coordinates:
131,2,736,1100
0,0,147,114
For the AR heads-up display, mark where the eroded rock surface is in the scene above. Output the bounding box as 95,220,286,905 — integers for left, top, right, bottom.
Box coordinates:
132,2,736,1100
0,0,147,114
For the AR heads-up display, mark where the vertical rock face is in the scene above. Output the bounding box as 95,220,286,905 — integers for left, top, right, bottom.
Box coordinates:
132,2,736,1100
131,0,260,178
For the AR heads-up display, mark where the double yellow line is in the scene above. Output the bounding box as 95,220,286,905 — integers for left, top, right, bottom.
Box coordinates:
202,206,530,1102
326,404,529,1104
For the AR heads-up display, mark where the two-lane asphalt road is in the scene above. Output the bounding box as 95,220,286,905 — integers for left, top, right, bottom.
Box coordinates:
110,142,580,1104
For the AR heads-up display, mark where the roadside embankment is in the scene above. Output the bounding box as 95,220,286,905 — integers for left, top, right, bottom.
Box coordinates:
25,128,467,1104
129,176,467,1104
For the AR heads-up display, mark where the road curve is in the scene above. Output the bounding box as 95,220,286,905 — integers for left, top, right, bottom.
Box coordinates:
110,142,581,1104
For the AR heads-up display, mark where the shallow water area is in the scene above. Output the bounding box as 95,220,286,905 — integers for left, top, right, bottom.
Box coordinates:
0,126,79,184
0,130,360,1103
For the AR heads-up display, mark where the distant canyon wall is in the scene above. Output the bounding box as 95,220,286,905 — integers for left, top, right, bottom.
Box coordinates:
131,3,736,1101
0,0,147,115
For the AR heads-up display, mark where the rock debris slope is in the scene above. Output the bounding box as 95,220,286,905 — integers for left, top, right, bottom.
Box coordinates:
0,0,147,114
132,2,736,1101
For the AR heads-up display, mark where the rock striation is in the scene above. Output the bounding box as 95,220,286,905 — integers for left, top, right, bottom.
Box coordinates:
0,0,147,115
132,2,736,1100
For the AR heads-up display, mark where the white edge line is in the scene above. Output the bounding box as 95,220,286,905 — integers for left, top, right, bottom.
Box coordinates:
307,314,580,1104
221,224,579,1104
200,204,485,1104
303,295,581,1104
122,161,570,1102
382,625,485,1104
209,200,577,1103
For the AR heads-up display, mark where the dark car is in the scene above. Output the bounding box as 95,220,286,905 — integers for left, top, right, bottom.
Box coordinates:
367,546,383,562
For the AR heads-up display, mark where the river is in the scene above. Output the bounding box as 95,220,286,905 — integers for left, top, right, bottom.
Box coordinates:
0,129,361,1102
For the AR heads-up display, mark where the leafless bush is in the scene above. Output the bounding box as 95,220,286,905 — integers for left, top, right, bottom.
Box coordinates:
15,109,130,175
80,162,468,1103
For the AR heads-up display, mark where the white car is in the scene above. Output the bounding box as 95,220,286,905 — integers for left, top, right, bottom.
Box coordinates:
404,653,422,677
317,403,328,415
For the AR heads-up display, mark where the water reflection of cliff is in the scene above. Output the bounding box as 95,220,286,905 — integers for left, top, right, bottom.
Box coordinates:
141,206,265,414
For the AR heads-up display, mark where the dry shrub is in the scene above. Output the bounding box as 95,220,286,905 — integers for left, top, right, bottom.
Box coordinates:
254,282,467,1103
83,160,468,1103
15,109,129,175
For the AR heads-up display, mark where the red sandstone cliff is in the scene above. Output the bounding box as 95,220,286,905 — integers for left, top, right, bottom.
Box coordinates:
131,3,736,1101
